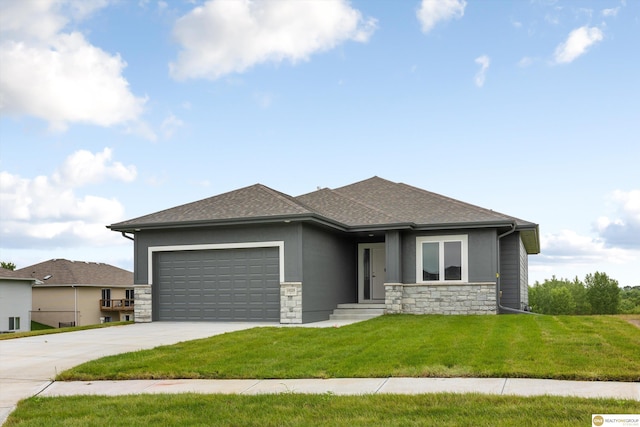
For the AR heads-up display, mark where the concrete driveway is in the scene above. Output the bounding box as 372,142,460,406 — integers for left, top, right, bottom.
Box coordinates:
0,322,276,423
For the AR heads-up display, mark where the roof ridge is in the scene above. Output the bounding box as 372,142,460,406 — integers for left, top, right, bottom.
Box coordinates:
331,187,405,223
255,184,316,214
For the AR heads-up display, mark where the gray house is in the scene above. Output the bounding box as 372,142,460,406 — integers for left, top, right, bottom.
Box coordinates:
108,177,540,323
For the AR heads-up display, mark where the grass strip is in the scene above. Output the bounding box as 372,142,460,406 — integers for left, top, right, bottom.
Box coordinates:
0,322,133,341
58,315,640,382
7,393,640,427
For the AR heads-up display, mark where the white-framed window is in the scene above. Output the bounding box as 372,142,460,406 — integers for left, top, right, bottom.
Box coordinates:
8,317,20,331
416,235,468,283
125,289,134,307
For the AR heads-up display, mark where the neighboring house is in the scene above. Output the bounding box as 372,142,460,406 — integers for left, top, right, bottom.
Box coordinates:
14,259,134,327
108,177,540,324
0,268,39,332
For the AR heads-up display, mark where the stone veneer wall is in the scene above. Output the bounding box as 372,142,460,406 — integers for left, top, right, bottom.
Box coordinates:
280,282,302,324
134,284,152,323
385,282,497,315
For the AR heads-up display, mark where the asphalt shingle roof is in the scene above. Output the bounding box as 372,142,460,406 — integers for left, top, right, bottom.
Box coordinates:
305,177,535,227
14,259,133,286
111,184,315,228
108,177,538,253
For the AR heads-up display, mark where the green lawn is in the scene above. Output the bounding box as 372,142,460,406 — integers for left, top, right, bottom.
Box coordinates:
58,315,640,382
30,321,54,331
7,393,640,427
0,321,133,341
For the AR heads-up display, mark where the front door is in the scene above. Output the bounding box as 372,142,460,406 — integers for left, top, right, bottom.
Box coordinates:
358,243,386,302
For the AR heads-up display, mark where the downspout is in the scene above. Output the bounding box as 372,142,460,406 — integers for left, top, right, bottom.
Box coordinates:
121,232,135,241
73,285,78,326
496,223,535,315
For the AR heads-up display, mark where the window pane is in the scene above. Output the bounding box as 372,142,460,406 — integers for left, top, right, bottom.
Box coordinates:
422,242,439,281
15,317,20,329
444,241,462,280
363,248,371,299
9,317,14,330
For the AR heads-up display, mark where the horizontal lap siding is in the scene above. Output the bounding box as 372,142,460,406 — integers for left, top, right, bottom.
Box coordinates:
500,233,520,309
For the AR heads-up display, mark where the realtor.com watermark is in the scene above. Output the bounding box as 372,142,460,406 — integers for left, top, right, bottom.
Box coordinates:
593,415,640,427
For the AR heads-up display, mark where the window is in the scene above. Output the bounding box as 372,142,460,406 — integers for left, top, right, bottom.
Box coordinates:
416,235,468,283
125,289,134,307
101,288,111,308
8,317,20,331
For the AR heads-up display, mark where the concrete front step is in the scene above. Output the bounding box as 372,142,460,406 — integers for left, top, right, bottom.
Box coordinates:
336,303,385,309
329,303,386,321
329,313,383,320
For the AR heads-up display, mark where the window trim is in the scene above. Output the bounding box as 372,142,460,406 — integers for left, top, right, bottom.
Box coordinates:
8,316,20,331
416,235,469,283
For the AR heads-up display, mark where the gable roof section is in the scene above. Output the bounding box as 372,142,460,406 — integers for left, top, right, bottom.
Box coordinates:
110,184,316,229
14,259,133,286
108,177,540,253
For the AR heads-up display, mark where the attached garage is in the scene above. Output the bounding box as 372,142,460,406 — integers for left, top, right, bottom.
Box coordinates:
154,246,280,321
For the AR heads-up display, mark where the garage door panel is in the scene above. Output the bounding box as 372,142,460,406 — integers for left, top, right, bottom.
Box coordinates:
156,247,280,321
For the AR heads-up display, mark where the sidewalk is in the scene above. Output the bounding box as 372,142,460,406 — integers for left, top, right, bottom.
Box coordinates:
37,377,640,400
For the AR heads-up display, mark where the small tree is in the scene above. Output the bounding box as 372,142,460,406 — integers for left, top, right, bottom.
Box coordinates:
619,286,640,314
1,261,16,271
585,272,620,314
549,287,576,315
529,276,584,314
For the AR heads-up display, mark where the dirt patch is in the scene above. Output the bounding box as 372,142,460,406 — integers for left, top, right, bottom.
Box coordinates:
626,319,640,329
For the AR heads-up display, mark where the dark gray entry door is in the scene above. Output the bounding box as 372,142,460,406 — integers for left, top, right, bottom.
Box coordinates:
156,247,280,321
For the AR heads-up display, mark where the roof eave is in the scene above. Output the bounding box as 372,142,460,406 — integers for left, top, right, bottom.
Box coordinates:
108,213,348,233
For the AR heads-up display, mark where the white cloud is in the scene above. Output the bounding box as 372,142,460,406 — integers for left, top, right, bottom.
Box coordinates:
518,56,535,68
0,0,147,131
538,229,631,263
160,113,184,139
530,228,639,285
602,7,620,17
474,55,490,87
595,189,640,249
553,26,603,64
417,0,466,34
0,148,136,248
169,0,377,80
254,91,275,109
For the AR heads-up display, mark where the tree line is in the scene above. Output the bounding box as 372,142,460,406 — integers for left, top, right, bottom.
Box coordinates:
529,271,640,315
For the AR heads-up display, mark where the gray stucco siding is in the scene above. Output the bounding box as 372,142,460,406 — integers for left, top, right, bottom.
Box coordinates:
301,224,356,323
133,223,303,285
401,229,497,284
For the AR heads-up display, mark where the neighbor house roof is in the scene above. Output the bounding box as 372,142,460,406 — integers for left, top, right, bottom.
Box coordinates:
109,177,540,253
0,268,40,283
14,259,133,286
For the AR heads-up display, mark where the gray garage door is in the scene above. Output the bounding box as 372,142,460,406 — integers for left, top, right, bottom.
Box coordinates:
156,247,280,321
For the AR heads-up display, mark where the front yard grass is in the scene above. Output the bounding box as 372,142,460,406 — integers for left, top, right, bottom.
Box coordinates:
58,314,640,382
0,321,133,341
7,393,640,427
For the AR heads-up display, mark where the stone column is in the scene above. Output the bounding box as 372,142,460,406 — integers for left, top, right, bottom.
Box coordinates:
134,284,152,323
280,282,302,324
384,283,403,314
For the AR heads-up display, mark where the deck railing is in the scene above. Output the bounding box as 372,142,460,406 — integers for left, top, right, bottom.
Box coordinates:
99,299,134,311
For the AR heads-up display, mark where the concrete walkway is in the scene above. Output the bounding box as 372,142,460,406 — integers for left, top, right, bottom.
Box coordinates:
39,377,640,400
2,321,639,425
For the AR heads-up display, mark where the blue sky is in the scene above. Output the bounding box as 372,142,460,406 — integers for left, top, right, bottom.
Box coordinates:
1,0,638,286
